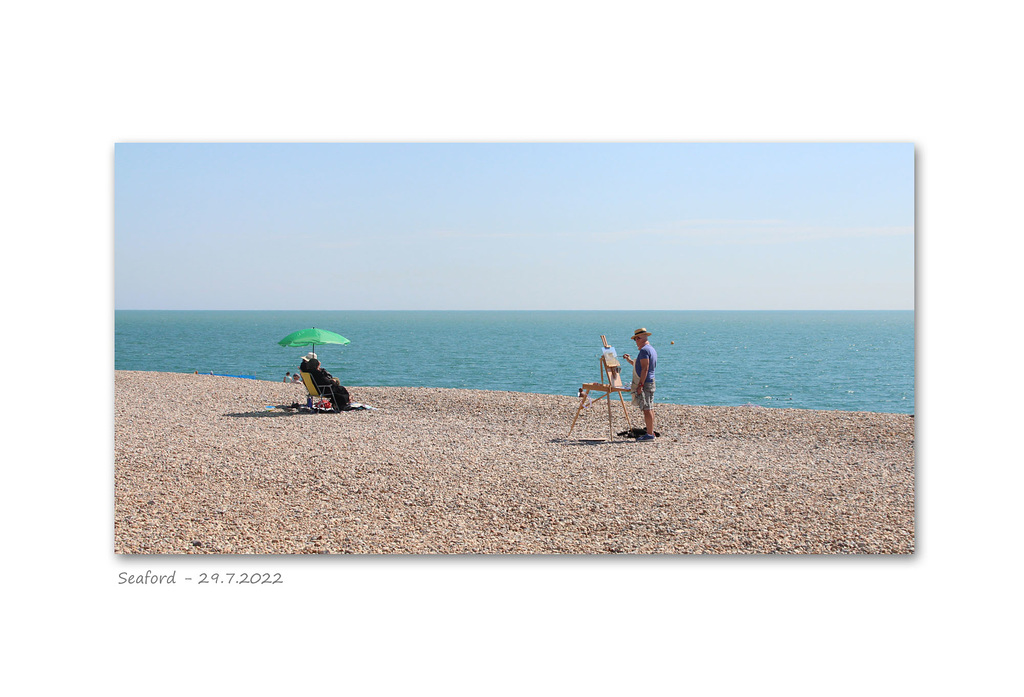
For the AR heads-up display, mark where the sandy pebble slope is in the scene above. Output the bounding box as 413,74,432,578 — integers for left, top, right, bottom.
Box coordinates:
114,371,914,554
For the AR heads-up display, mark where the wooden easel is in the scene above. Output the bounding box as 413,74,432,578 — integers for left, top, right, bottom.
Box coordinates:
567,335,634,441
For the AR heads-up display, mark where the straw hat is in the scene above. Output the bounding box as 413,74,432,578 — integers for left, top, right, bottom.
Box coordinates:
631,327,652,340
302,352,317,361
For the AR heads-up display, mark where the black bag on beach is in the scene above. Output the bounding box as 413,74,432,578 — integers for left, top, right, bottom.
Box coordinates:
330,385,351,411
618,427,661,438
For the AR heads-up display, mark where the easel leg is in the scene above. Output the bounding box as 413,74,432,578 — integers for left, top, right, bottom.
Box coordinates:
618,391,633,432
567,391,590,438
607,388,614,441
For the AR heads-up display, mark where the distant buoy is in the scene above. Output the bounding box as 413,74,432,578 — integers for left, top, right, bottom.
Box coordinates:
670,341,675,344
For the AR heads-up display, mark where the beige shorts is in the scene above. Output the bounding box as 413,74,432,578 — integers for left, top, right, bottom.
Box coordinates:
633,381,655,411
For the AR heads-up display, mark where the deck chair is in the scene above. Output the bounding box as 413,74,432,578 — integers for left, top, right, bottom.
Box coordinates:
299,371,335,411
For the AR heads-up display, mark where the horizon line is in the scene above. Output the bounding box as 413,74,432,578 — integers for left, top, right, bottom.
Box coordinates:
114,307,915,312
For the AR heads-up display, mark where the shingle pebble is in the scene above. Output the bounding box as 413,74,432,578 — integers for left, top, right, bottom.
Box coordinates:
114,371,914,554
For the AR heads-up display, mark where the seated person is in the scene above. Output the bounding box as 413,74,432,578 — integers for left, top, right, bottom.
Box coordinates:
299,352,317,373
303,357,351,411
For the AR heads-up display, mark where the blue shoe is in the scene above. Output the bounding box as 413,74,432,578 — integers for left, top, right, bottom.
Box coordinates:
636,433,656,442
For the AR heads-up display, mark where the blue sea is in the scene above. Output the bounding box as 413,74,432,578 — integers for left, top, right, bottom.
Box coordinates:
114,310,915,414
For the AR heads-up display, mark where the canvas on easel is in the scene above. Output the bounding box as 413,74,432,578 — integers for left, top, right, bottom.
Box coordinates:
567,335,634,441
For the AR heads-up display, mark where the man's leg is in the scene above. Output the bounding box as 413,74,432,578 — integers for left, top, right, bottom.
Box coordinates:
644,408,654,435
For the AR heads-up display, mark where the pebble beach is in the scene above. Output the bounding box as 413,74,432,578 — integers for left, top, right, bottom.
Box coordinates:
114,371,915,554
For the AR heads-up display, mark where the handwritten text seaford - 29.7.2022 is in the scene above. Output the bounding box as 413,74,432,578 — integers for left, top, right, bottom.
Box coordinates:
118,570,284,585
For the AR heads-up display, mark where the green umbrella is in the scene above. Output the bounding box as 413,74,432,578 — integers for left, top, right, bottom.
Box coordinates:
278,327,351,355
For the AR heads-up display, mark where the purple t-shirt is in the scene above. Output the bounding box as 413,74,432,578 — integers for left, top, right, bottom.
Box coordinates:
636,344,657,383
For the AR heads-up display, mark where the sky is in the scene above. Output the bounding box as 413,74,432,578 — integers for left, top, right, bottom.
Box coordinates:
115,142,914,310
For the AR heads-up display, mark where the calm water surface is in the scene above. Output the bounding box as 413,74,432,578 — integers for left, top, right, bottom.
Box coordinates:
114,310,914,413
